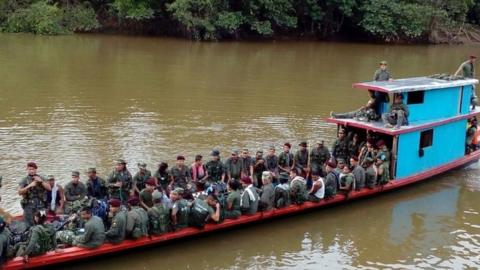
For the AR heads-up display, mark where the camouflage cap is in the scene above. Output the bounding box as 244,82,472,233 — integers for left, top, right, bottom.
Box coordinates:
71,171,80,177
87,168,96,173
137,162,147,169
171,187,184,195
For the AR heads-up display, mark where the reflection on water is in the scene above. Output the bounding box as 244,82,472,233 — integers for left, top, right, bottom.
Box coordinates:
0,34,479,269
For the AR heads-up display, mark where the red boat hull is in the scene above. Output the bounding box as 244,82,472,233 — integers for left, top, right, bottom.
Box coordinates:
5,151,480,270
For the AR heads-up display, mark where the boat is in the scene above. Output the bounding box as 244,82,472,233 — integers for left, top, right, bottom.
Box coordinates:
4,76,480,269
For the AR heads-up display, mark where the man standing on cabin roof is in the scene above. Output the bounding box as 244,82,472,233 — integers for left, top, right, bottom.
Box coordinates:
107,159,133,203
18,162,51,225
382,93,409,129
374,60,392,81
455,55,478,109
132,163,152,196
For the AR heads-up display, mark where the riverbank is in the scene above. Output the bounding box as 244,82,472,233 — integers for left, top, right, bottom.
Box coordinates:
3,0,480,44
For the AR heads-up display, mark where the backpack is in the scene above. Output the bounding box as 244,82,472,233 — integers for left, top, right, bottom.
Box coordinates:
274,185,290,208
290,178,307,205
149,204,170,235
188,199,210,229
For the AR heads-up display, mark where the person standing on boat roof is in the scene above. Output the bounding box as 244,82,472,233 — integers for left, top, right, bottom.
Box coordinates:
382,93,409,129
455,55,478,109
105,199,126,244
46,175,65,215
107,159,133,203
331,129,349,163
86,168,107,201
278,143,294,174
64,171,88,214
132,162,152,196
18,162,51,226
373,60,393,114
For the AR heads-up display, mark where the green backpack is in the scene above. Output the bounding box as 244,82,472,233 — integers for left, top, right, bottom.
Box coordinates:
188,199,210,229
149,204,170,235
290,178,307,205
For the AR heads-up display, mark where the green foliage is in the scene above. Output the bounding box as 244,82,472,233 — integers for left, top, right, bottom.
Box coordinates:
2,1,64,34
110,0,154,20
63,3,100,32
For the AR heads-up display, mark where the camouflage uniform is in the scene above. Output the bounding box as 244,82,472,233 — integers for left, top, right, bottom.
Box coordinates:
18,175,47,225
224,158,243,181
105,210,126,244
278,152,293,173
310,146,330,176
87,176,108,200
133,170,152,192
294,150,309,175
240,156,254,177
331,138,349,162
170,165,191,190
324,171,338,198
153,171,169,192
265,154,279,176
15,224,56,257
73,215,105,248
107,169,133,203
148,203,170,235
126,206,148,239
64,182,87,214
205,160,224,184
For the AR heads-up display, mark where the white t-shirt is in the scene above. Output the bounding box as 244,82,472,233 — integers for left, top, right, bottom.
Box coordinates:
313,178,325,199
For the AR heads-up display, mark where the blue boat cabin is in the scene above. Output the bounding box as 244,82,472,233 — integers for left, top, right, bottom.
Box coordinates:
328,76,480,180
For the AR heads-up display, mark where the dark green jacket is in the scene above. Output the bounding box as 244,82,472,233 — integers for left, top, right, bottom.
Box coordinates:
374,69,391,81
205,160,224,183
126,206,148,239
133,170,152,191
148,203,170,235
23,224,55,256
75,216,105,249
106,211,126,244
64,182,87,202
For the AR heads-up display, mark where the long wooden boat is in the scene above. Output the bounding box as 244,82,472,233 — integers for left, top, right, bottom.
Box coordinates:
5,76,480,269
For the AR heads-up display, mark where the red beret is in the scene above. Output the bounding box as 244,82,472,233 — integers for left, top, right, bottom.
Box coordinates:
240,176,252,184
145,177,156,186
108,199,121,208
376,140,385,148
326,161,337,168
127,196,139,206
351,156,359,162
27,162,37,169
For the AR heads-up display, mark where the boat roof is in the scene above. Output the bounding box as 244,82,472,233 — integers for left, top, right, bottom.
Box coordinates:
353,76,478,93
326,109,480,136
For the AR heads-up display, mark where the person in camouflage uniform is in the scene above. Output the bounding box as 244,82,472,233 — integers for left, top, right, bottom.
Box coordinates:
331,129,349,162
240,149,254,178
0,217,11,265
294,141,309,177
132,163,152,195
278,143,294,174
455,55,478,109
310,141,330,177
224,150,243,181
107,159,133,204
153,162,169,193
170,188,190,230
330,98,379,122
86,168,108,201
147,190,171,236
64,171,87,215
125,197,148,239
105,199,126,244
265,146,279,181
17,162,51,226
382,93,409,129
139,178,156,210
15,211,56,262
252,151,267,188
205,150,225,186
169,156,193,198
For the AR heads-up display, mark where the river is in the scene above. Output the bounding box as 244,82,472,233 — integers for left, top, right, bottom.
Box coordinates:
0,34,479,269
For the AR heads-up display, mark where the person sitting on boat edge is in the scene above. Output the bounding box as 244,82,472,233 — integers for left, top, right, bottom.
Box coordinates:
224,180,242,219
274,172,291,208
170,188,190,231
224,150,243,182
64,171,88,215
324,161,338,199
132,162,152,196
105,199,126,244
15,211,55,263
86,168,108,201
170,156,194,199
278,143,294,174
308,172,325,202
148,190,171,236
125,197,148,239
330,98,379,122
382,93,409,129
56,207,105,249
240,149,254,179
339,165,355,196
258,171,275,211
289,170,307,205
139,178,157,211
240,177,259,215
265,146,279,184
46,175,65,215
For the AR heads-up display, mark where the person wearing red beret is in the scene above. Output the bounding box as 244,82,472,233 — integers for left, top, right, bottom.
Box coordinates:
106,199,126,244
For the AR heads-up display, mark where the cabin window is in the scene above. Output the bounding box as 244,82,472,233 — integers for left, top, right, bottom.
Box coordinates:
419,129,433,148
407,91,424,104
